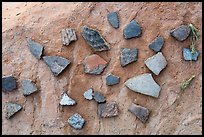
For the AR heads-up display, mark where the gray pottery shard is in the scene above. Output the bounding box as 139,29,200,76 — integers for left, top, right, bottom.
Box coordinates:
128,103,150,123
27,38,44,59
61,28,77,46
2,75,17,92
125,73,161,98
98,101,119,118
68,113,85,130
81,25,110,51
93,92,106,103
120,48,138,67
145,52,167,75
170,25,190,41
6,102,22,119
83,88,94,100
21,79,38,96
107,12,119,29
123,20,142,39
60,92,76,106
149,36,164,52
43,56,71,76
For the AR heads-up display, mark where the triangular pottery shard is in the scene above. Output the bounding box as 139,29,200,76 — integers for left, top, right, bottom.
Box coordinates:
27,38,44,59
43,56,71,76
6,102,22,119
81,25,110,51
60,93,76,106
125,73,161,98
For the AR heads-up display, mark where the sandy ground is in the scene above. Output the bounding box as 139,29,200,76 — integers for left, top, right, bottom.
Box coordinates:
2,2,202,135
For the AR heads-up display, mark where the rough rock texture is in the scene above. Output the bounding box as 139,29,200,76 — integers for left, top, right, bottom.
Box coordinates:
60,93,76,106
107,12,119,29
83,54,108,75
21,79,38,96
6,102,22,119
2,75,17,92
81,25,110,51
170,25,191,41
128,103,150,123
106,74,120,86
67,113,85,130
83,88,94,100
97,101,119,118
145,52,167,75
93,92,106,103
149,36,164,52
120,48,138,67
2,2,202,135
183,48,199,61
61,28,77,46
123,20,142,39
26,38,44,59
125,73,161,98
43,56,71,76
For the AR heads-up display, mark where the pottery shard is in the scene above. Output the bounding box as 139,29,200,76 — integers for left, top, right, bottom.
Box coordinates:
106,74,120,86
83,88,94,100
81,25,110,51
43,56,71,76
97,101,119,118
123,20,142,39
68,113,85,130
149,36,164,52
120,48,138,67
93,92,106,103
60,92,76,106
21,79,38,96
183,48,199,61
2,75,17,92
83,54,108,75
125,73,161,98
170,25,190,41
6,102,22,119
26,38,44,59
144,52,167,75
107,12,119,29
61,28,77,46
128,103,150,123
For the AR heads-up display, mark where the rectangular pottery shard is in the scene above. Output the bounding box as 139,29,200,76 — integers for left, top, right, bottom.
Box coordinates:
128,103,150,123
81,25,110,51
61,28,77,46
27,38,44,59
2,75,17,92
97,101,119,118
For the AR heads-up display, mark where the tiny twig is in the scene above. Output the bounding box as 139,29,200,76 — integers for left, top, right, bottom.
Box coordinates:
188,23,199,54
180,75,195,90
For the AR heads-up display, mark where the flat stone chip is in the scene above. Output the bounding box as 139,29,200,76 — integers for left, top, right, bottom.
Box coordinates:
81,25,110,51
149,36,164,52
43,56,71,76
106,74,120,86
93,92,106,103
144,52,167,75
123,20,142,39
21,79,38,96
83,88,94,100
60,93,76,106
2,75,17,92
170,25,191,41
183,48,199,61
107,12,119,29
97,101,119,118
67,113,85,130
128,103,150,123
125,73,161,98
27,38,44,59
83,54,108,75
120,48,138,67
6,102,22,119
61,28,77,46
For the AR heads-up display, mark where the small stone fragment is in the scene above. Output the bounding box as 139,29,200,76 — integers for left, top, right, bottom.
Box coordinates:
107,12,119,29
81,25,110,51
125,73,161,98
2,75,17,92
43,56,71,76
60,93,76,106
170,25,191,41
120,48,138,67
93,92,106,103
21,79,38,96
183,48,199,61
144,52,167,75
27,38,44,59
83,88,94,100
61,28,77,46
128,103,150,123
149,36,164,52
97,101,119,118
6,102,22,119
83,54,108,75
67,113,85,130
106,74,120,86
123,20,142,39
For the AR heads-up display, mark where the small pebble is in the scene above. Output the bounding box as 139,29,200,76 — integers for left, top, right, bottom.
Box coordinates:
123,20,142,39
83,88,94,100
183,48,199,61
93,92,106,103
60,93,76,106
106,74,120,86
2,75,17,92
67,113,85,130
170,25,190,41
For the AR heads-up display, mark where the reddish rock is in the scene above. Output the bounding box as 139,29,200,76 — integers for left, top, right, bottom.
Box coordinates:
97,101,118,118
